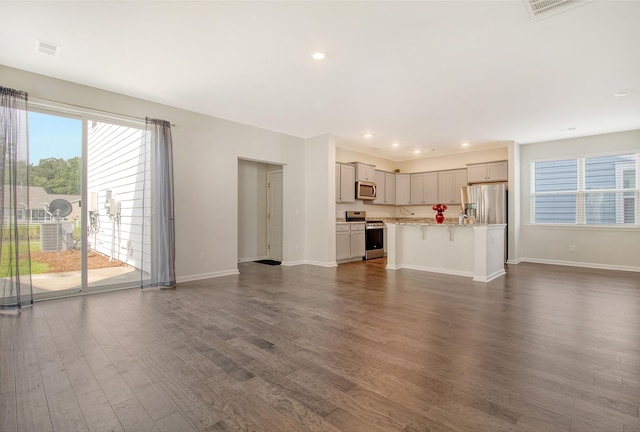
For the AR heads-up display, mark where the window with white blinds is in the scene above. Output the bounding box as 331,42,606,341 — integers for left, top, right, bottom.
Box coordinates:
531,153,638,225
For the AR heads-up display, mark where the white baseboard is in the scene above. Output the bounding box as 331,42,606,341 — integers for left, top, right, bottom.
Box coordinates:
177,269,240,283
397,264,474,279
281,260,305,266
336,257,364,265
521,258,640,273
305,260,338,268
473,269,506,283
280,260,338,267
506,258,522,265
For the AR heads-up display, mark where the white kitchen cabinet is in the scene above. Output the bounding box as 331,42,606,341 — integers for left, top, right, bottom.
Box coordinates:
372,171,396,205
384,172,396,205
395,174,411,205
437,169,467,204
336,224,351,261
373,170,386,205
410,172,438,205
336,222,365,261
467,161,507,183
335,163,340,203
355,162,376,182
336,163,355,203
350,223,366,258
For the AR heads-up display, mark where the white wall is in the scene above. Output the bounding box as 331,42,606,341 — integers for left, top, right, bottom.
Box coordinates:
507,141,521,264
396,147,508,173
519,130,640,271
304,134,336,266
335,201,397,220
2,64,309,281
335,147,397,172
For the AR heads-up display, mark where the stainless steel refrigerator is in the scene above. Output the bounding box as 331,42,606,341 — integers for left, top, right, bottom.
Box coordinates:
461,182,508,262
460,183,507,224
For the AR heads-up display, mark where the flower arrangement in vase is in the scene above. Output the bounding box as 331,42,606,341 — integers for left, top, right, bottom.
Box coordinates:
432,203,448,224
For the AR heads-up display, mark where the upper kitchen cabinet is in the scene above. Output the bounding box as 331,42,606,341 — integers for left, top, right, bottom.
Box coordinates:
438,169,467,204
384,172,396,205
395,174,411,205
373,170,396,205
355,162,376,182
336,163,355,203
467,161,508,183
410,172,438,205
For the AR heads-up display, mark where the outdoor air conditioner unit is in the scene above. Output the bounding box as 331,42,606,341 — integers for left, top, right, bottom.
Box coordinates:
40,222,74,252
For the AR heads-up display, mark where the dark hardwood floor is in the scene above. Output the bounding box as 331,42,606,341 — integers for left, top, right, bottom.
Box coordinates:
1,260,639,432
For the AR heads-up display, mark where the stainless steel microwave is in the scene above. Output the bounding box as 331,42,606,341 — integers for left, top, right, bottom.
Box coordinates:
356,181,376,200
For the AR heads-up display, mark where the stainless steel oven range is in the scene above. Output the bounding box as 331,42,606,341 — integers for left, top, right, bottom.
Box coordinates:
365,221,384,259
345,211,384,260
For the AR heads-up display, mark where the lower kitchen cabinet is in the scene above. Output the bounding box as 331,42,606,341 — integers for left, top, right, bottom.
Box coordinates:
336,223,365,262
350,224,365,258
336,224,351,261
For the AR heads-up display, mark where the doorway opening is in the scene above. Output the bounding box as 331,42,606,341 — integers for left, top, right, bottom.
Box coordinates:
237,159,283,267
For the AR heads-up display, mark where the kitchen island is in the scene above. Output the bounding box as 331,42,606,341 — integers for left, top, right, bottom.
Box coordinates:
385,222,506,282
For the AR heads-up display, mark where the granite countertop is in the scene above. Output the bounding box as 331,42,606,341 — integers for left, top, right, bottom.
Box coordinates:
389,221,476,227
337,217,475,225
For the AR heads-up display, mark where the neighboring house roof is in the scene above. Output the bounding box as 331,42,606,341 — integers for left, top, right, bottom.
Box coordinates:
5,185,81,220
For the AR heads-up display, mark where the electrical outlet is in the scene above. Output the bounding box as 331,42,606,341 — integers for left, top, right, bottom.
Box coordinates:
199,252,206,261
569,245,575,252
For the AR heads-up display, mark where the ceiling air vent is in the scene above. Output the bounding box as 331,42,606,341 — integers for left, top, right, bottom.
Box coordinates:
524,0,591,20
35,39,61,57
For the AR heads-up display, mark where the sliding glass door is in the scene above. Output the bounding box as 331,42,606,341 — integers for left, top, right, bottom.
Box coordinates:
18,107,146,300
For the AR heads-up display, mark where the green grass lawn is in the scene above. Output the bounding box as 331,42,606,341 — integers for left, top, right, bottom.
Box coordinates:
0,241,51,277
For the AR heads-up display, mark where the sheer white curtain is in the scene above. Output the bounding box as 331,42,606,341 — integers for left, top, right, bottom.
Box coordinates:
141,117,175,288
0,87,32,309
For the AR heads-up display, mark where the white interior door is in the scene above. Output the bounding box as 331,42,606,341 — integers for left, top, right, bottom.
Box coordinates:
267,170,283,261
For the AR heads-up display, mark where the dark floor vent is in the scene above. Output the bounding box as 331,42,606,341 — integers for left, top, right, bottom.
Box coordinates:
254,259,281,266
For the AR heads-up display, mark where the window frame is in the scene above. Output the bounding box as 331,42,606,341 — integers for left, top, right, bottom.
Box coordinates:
530,151,639,227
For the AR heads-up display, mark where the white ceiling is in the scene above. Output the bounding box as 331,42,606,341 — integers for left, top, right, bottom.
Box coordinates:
1,1,639,161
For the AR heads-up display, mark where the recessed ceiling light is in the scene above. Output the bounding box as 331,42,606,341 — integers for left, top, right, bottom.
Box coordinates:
613,89,632,97
413,150,422,154
461,142,469,147
363,133,373,138
311,51,326,60
391,143,400,147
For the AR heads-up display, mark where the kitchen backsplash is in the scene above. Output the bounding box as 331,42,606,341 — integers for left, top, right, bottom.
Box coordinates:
336,202,463,220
